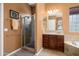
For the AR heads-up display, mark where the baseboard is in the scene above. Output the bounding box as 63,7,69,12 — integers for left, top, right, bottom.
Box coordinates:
6,48,21,56
35,48,43,56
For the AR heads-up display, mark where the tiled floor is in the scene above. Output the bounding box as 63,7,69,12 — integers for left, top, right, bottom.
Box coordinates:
7,48,66,56
10,48,35,56
4,51,10,56
37,49,66,56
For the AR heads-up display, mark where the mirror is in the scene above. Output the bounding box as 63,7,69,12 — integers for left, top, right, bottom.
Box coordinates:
56,17,63,32
43,9,63,33
47,19,56,32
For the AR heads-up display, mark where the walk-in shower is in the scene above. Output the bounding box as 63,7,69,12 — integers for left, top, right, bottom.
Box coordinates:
21,15,35,52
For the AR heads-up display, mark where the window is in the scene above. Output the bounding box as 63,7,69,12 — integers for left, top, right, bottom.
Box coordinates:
69,6,79,32
69,14,79,32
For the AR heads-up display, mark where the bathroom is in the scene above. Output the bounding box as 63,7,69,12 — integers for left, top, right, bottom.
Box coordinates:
0,3,78,56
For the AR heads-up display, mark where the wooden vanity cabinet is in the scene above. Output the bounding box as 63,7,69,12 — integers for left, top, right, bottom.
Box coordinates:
49,35,57,49
43,34,64,52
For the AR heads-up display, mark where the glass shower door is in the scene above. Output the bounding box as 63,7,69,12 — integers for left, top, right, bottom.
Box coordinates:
22,15,35,48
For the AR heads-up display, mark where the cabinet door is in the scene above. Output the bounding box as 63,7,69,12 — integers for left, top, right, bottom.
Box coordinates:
49,35,57,49
57,35,64,52
43,35,49,48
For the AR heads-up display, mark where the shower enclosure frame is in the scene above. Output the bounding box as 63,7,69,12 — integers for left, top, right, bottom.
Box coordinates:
21,14,36,53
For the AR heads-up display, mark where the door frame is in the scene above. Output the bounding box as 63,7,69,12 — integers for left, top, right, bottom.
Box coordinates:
0,3,4,56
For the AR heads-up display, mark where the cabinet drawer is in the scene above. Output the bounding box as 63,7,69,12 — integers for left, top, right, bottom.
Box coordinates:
57,42,64,44
43,35,48,38
48,35,56,38
57,35,64,39
43,43,48,45
43,40,49,43
43,38,49,42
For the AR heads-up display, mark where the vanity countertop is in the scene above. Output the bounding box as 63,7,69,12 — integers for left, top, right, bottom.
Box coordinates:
43,32,64,35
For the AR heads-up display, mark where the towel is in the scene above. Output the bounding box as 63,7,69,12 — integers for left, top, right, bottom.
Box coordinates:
12,19,19,30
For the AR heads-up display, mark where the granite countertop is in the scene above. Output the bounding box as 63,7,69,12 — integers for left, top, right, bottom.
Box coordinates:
43,32,64,35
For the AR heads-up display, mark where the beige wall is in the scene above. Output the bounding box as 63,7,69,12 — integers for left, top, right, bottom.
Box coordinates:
4,3,31,53
36,4,45,52
45,3,79,37
4,3,79,54
35,3,79,52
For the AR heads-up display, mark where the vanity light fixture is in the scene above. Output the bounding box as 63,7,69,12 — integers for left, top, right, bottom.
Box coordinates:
47,9,63,17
